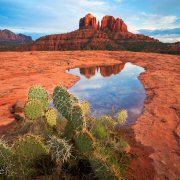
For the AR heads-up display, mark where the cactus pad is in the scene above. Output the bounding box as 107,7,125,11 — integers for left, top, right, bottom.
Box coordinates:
0,139,14,176
81,101,91,116
117,109,128,124
93,121,108,140
24,100,44,120
45,108,57,127
53,86,72,119
74,132,93,154
14,135,48,161
69,104,84,131
89,158,114,179
28,86,49,110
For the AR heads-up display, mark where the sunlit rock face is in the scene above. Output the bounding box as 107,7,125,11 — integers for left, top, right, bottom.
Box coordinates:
79,13,97,29
101,16,128,32
79,63,125,78
101,16,116,31
113,18,128,32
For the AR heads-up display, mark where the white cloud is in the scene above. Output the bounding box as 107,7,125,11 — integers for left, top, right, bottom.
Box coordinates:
127,12,179,32
152,34,180,43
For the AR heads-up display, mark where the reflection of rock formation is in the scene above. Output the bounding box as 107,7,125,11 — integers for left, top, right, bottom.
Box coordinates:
80,66,96,79
79,63,125,78
100,63,125,77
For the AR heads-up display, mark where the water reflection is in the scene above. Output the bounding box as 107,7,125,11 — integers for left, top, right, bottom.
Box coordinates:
67,63,146,124
79,63,125,78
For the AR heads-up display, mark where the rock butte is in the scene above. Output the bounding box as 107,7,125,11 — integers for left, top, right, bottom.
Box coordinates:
0,51,179,179
19,13,160,51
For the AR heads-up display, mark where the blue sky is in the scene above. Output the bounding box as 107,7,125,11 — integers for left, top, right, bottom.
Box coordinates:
0,0,180,42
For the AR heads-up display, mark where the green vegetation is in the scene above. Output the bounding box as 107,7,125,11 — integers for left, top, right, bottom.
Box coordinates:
24,99,44,120
0,85,131,179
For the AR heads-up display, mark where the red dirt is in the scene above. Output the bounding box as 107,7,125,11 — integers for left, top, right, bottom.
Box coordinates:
0,51,179,179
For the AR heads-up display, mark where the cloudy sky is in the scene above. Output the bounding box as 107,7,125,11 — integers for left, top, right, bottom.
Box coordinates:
0,0,180,42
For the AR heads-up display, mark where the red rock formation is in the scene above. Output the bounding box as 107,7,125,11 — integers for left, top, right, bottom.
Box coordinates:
79,14,97,29
100,64,125,77
18,13,163,52
80,66,96,78
113,18,128,32
79,64,125,78
101,16,128,32
101,16,115,31
97,21,100,30
0,29,33,44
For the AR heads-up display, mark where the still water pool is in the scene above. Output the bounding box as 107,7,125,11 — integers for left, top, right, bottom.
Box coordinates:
67,62,146,124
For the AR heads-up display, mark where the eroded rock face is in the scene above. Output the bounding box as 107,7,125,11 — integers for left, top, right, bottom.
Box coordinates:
101,16,116,31
113,18,128,32
101,16,128,32
79,13,97,29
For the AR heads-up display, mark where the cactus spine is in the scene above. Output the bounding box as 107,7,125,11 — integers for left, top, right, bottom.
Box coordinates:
47,136,72,165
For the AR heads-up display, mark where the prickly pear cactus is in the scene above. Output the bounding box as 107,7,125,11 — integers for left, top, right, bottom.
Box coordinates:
93,121,108,140
28,85,49,111
53,86,84,130
89,158,114,179
81,101,91,116
14,135,48,161
101,115,115,129
53,86,72,119
0,139,14,176
45,108,57,127
69,104,84,131
117,109,128,124
47,136,72,165
74,132,93,154
24,100,44,120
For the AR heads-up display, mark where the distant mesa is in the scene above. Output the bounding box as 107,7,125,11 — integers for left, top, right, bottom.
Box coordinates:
79,63,125,79
0,29,33,44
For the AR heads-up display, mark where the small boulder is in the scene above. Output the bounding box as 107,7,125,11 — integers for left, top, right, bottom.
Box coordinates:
11,101,25,113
